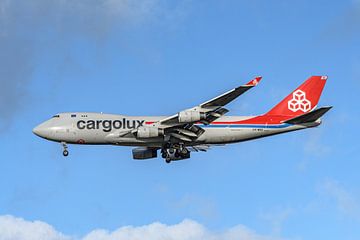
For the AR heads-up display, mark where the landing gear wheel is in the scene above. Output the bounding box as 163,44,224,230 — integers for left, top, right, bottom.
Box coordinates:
63,150,69,157
165,158,171,164
61,142,68,157
181,147,188,155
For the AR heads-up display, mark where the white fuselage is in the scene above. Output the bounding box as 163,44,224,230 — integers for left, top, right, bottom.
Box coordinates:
33,112,310,148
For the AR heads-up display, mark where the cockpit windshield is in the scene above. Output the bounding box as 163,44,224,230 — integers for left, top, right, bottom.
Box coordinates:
52,114,60,118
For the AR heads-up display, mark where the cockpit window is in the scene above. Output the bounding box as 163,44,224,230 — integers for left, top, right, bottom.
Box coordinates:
52,115,60,118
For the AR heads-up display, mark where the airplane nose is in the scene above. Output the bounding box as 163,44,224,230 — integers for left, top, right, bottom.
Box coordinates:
32,125,45,137
33,122,52,139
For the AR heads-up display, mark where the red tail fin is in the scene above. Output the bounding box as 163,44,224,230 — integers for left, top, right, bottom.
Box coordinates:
266,76,327,116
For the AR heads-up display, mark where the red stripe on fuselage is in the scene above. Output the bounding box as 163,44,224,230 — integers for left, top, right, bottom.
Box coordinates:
145,115,292,126
211,115,291,125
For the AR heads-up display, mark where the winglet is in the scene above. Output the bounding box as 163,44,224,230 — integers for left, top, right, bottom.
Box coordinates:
245,76,262,86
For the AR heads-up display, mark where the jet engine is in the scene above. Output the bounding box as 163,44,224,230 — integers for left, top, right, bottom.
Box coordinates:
132,147,158,159
178,110,206,123
136,126,164,138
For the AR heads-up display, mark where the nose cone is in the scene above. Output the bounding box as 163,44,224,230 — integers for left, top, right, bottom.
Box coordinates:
33,120,53,139
32,125,45,137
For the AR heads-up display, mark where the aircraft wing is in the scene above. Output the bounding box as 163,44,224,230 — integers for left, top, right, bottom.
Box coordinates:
199,77,262,108
141,76,262,142
159,76,262,126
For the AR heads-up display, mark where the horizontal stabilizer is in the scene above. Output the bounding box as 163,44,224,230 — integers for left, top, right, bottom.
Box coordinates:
283,106,332,124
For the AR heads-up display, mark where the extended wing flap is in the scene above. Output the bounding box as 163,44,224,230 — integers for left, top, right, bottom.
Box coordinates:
174,128,199,137
188,144,226,152
203,107,229,124
188,145,210,152
169,132,193,142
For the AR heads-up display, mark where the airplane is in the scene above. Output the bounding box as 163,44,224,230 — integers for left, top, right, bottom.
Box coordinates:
33,75,331,163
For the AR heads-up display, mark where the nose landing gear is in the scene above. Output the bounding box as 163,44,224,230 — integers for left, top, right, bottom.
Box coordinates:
61,142,69,157
63,150,69,157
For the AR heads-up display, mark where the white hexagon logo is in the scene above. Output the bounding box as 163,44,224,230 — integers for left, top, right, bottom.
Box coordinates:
287,90,311,112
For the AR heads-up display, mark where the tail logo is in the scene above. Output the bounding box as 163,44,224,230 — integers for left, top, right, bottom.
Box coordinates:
288,90,311,112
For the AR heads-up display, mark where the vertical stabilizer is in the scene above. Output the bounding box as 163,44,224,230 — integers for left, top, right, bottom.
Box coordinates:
266,76,327,116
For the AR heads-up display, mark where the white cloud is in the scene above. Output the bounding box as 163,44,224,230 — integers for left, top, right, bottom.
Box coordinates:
0,215,286,240
297,130,331,172
319,179,360,218
170,194,218,220
82,220,207,240
0,0,190,130
303,132,331,157
214,225,284,240
0,215,70,240
259,207,293,235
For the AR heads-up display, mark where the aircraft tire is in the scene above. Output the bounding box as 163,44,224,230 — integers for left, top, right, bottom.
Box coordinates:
63,150,69,157
181,148,188,155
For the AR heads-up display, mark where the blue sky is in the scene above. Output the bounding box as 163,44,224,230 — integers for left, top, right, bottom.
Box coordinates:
0,0,359,239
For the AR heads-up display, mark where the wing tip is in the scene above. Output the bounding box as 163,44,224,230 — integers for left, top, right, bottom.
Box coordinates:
245,76,262,86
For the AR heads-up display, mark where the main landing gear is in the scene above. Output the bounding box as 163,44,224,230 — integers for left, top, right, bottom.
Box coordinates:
163,148,174,164
161,144,190,163
61,142,69,157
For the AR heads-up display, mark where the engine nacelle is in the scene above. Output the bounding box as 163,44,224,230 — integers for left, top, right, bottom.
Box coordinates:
178,110,206,123
136,126,163,138
132,147,157,160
